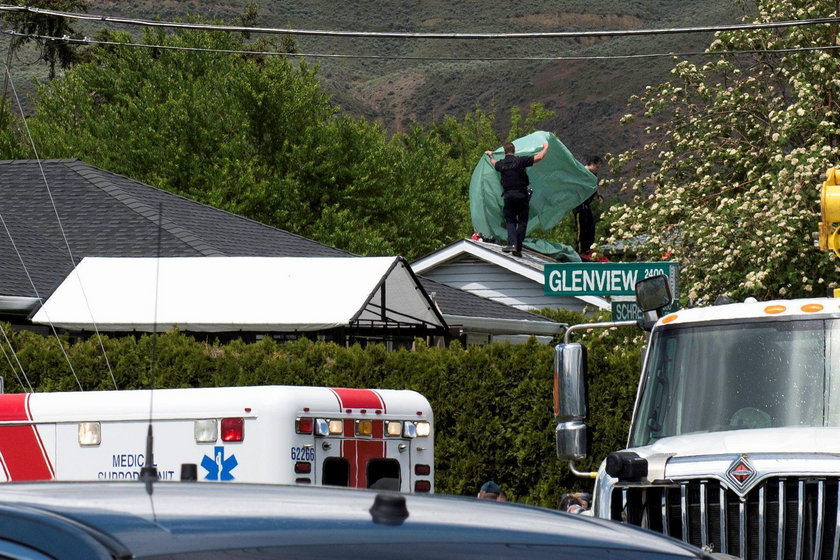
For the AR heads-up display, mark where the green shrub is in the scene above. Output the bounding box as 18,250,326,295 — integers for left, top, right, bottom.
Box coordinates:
0,315,643,508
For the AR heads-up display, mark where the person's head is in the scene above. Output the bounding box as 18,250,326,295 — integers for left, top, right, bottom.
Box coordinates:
503,143,516,155
585,155,603,174
559,492,589,513
477,480,501,500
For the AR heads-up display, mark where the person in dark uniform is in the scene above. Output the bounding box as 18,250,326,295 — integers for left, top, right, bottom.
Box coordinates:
485,141,549,257
573,156,603,260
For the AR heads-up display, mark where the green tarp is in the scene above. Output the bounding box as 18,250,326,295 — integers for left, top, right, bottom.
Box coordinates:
522,238,581,262
469,130,597,255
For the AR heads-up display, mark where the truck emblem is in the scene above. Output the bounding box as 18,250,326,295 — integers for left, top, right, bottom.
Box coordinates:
726,455,756,490
201,446,239,481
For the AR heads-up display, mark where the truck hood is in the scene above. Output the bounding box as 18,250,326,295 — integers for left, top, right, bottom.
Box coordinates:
620,427,840,491
637,426,840,458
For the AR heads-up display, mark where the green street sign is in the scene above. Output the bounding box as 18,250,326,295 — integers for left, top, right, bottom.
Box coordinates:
611,300,680,322
544,262,678,297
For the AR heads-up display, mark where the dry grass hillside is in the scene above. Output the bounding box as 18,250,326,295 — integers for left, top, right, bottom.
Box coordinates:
8,1,748,164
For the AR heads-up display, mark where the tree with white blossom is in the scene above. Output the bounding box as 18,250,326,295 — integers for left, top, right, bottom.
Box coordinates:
606,0,840,304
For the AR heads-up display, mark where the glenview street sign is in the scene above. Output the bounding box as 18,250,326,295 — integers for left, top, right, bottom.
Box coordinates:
544,261,679,297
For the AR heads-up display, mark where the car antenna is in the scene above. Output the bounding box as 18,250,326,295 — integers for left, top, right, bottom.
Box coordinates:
140,203,164,497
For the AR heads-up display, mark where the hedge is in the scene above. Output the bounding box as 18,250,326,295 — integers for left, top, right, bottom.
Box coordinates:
0,313,644,508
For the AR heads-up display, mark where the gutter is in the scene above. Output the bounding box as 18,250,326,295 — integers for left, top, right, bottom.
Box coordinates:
443,314,566,337
0,296,41,313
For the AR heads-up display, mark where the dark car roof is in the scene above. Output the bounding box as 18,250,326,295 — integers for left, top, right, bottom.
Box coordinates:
0,482,711,560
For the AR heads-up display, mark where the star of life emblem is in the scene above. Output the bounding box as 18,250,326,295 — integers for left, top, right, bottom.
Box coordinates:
726,455,757,491
201,446,238,481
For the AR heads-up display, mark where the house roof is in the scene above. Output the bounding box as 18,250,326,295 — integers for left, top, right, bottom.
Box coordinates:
0,159,349,300
412,239,609,310
32,256,446,333
419,277,563,336
1,159,563,336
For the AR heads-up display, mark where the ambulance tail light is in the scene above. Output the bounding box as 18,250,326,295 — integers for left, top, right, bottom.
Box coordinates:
294,461,312,474
415,421,431,437
414,480,432,493
356,420,373,437
194,419,218,443
221,417,244,442
78,422,101,446
296,417,314,434
328,419,343,435
313,418,343,436
385,421,403,437
415,464,431,476
403,422,417,438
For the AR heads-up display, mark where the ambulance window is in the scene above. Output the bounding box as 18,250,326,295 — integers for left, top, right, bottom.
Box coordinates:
367,458,400,489
322,457,349,487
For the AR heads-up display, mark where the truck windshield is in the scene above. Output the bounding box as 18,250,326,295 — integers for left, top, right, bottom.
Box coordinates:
630,318,840,447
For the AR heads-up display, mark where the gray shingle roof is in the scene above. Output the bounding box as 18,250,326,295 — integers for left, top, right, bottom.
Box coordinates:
419,277,555,323
0,159,349,298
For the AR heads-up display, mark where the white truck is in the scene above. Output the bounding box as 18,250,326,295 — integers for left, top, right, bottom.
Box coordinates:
556,275,840,559
0,385,434,492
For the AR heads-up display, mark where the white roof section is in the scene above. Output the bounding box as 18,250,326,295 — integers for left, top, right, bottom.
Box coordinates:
25,385,432,422
32,257,446,333
412,239,609,310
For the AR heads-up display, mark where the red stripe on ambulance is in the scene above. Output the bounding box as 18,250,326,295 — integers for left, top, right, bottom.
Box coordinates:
330,388,386,413
0,394,54,481
341,439,386,488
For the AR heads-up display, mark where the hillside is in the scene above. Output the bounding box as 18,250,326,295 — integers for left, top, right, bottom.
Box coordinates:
88,1,746,161
5,1,747,164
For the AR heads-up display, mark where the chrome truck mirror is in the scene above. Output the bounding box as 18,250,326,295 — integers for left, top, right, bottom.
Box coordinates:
635,274,673,330
635,274,672,313
554,343,590,462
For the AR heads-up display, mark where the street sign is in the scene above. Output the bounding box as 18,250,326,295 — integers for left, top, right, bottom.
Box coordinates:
611,300,680,322
544,262,678,297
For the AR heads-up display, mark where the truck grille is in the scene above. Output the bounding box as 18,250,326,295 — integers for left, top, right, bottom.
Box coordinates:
611,478,840,559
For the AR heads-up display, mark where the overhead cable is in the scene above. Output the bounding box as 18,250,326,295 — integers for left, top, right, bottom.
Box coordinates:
0,319,32,392
0,4,839,39
4,62,117,392
3,30,839,62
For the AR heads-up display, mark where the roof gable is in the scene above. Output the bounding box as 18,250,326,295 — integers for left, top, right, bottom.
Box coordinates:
412,239,609,310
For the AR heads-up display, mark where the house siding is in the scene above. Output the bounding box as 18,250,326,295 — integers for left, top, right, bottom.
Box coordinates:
422,256,587,312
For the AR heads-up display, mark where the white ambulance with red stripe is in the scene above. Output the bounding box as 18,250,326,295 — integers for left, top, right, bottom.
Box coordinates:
0,385,434,492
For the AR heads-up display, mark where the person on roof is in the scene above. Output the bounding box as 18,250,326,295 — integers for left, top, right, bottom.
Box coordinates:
573,156,603,261
485,141,549,258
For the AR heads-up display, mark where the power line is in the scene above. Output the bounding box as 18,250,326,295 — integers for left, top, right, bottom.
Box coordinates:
3,30,839,62
0,4,839,40
3,61,117,392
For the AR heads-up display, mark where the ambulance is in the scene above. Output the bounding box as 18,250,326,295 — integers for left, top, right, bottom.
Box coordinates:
0,385,434,492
